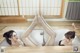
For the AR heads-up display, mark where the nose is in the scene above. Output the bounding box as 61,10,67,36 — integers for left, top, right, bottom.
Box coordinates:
16,37,18,39
16,36,18,39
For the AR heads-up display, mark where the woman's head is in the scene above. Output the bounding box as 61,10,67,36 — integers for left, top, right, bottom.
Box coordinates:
3,30,18,45
65,31,75,40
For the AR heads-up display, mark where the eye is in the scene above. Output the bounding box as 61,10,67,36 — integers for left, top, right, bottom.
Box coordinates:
13,35,16,37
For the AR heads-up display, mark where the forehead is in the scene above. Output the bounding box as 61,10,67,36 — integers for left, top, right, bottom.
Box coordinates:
12,32,17,35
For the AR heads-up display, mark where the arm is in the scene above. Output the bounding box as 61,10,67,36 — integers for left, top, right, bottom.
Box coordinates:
72,23,79,30
38,15,56,46
72,23,80,37
21,16,38,46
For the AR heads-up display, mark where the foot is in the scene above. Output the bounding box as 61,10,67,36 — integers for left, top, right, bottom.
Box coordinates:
32,15,38,25
37,13,42,24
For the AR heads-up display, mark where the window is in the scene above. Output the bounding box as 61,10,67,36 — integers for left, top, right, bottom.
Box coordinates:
40,0,64,18
19,0,39,15
0,0,64,18
0,0,18,16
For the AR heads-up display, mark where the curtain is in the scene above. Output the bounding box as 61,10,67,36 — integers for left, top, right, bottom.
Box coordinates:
65,2,80,20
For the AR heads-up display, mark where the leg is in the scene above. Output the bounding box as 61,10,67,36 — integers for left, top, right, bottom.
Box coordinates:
38,15,56,46
21,15,38,46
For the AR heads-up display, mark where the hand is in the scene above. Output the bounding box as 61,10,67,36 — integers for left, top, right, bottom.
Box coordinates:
72,23,78,30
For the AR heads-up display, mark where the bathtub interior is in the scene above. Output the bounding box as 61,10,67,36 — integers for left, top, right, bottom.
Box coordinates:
0,29,80,46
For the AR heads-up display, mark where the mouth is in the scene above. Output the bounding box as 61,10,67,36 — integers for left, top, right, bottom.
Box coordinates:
16,38,18,39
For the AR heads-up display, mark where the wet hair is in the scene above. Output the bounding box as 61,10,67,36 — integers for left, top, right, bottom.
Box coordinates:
59,40,65,46
65,31,75,39
3,30,15,45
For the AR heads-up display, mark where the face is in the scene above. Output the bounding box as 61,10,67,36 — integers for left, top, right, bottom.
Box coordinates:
65,35,73,41
11,32,18,41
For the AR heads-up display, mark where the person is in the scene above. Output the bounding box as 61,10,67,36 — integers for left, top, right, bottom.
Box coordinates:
59,31,75,46
3,30,24,47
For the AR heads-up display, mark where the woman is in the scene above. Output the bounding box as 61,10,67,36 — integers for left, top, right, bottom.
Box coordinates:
3,30,24,47
59,31,75,46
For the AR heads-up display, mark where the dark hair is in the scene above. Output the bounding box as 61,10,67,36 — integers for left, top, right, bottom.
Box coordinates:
59,40,65,46
65,31,75,39
3,30,15,45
